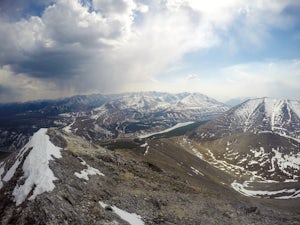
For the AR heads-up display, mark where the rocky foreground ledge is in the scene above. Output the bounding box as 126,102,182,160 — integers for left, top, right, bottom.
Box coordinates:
0,128,299,225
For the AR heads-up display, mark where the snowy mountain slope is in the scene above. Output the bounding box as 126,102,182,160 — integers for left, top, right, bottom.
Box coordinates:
68,92,229,140
0,128,62,205
176,92,224,108
94,92,176,112
187,97,300,199
93,92,228,114
183,133,300,199
192,97,300,141
233,98,300,136
168,92,228,117
0,91,228,152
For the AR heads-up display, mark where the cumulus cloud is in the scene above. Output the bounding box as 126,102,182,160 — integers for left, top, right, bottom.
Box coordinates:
93,0,136,15
0,0,300,102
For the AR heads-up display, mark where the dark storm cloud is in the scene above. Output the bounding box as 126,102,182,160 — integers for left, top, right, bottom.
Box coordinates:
0,0,133,82
11,48,91,79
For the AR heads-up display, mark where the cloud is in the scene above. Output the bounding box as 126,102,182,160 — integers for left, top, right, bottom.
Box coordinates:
0,0,126,86
208,60,300,100
147,59,300,101
0,0,299,102
186,74,200,80
93,0,136,15
0,65,76,103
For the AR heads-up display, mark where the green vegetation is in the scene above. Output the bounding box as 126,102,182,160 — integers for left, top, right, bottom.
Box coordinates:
124,122,152,133
105,120,208,150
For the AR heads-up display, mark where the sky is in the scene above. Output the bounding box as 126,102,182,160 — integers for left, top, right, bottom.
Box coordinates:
0,0,300,103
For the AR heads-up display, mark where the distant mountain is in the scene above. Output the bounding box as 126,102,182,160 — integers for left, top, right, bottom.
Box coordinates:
192,98,300,141
186,97,300,199
93,92,228,114
0,94,109,117
71,92,229,140
0,94,109,152
0,92,229,152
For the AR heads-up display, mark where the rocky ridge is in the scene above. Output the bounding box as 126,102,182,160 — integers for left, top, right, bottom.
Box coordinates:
1,128,300,224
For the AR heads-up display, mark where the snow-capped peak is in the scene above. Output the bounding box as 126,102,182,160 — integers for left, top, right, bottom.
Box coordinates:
177,92,222,108
233,97,300,139
92,91,228,116
235,97,300,122
192,97,300,142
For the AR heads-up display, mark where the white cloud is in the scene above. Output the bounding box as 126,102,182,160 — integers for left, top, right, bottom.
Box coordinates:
186,74,200,80
93,0,136,15
0,0,299,101
164,60,300,101
223,60,300,100
136,3,148,13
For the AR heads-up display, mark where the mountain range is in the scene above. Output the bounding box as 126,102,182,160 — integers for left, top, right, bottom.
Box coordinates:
0,92,228,152
0,93,300,224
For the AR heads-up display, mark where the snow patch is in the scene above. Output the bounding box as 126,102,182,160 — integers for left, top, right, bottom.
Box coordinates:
74,157,104,181
231,180,300,199
99,201,144,225
269,148,300,178
140,143,148,148
2,157,22,183
190,166,204,176
63,120,75,133
59,113,72,118
0,162,5,189
140,142,150,155
11,128,62,206
143,146,149,156
2,143,32,184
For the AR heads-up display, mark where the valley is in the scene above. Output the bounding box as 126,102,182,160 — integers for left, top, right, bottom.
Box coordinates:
1,0,300,224
0,93,300,224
